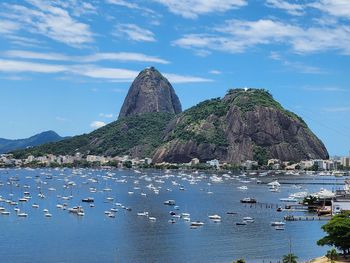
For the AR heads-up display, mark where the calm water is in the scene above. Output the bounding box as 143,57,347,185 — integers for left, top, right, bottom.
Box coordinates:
0,168,346,263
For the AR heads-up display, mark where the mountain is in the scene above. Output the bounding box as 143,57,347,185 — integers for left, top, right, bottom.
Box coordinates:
153,89,329,163
12,113,173,159
118,67,182,119
0,131,65,154
11,68,329,164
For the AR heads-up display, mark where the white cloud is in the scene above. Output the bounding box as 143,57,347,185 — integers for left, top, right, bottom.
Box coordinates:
163,73,212,83
90,121,106,129
0,59,67,73
265,0,304,16
324,107,350,112
106,0,156,15
304,86,346,92
153,0,247,19
0,20,20,34
1,0,93,47
99,113,114,118
3,50,170,64
113,24,156,42
174,19,350,55
56,116,69,122
209,70,221,74
310,0,350,20
0,59,210,83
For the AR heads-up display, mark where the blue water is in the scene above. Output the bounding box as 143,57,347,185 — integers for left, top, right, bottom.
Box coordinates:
0,168,345,263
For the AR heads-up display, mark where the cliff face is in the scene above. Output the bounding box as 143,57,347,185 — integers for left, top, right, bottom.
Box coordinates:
118,67,182,119
152,89,329,163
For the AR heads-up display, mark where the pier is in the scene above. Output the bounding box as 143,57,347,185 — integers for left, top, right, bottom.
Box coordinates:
284,215,331,221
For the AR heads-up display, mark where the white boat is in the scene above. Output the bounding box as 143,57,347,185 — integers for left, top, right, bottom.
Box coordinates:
271,221,286,226
1,211,10,215
137,212,149,217
191,221,204,227
148,217,157,222
17,212,28,217
208,214,221,220
238,186,248,190
243,217,254,223
45,213,52,217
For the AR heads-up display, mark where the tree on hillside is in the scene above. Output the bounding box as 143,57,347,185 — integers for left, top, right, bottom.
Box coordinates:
317,211,350,255
282,253,298,263
326,248,339,262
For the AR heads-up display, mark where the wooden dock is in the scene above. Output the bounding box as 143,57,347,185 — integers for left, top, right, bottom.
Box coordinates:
284,215,331,221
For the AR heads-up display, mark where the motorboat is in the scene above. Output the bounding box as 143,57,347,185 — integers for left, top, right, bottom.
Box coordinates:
243,217,254,223
208,214,221,220
240,197,257,203
271,221,286,226
164,200,176,206
191,221,204,227
82,197,94,203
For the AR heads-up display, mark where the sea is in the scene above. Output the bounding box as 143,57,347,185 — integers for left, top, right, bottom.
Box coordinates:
0,168,345,263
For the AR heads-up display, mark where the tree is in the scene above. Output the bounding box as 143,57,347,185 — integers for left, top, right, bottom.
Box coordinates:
317,211,350,255
326,248,338,262
282,253,298,263
233,260,246,263
253,146,268,166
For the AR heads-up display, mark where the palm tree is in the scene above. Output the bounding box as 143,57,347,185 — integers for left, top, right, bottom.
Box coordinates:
282,253,298,263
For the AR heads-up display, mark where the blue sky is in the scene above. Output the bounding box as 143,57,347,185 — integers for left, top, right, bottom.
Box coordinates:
0,0,349,156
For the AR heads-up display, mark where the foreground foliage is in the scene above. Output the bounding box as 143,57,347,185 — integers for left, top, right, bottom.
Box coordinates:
318,211,350,255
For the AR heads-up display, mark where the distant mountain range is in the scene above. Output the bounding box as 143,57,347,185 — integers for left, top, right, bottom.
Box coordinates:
11,67,329,163
0,131,66,154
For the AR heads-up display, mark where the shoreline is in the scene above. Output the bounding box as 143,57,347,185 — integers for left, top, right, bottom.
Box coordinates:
307,256,350,263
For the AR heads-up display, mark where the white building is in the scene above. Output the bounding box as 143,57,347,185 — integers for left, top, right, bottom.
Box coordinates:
332,179,350,215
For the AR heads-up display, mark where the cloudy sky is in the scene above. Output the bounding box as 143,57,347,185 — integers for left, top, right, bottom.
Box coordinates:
0,0,349,156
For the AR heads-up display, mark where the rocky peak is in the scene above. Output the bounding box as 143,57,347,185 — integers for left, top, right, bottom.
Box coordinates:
118,67,182,119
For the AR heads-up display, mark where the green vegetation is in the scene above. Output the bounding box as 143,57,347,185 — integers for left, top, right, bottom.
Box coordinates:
282,253,298,263
318,211,350,255
227,89,306,125
253,146,268,166
233,259,246,263
167,98,229,146
12,112,174,158
326,248,339,263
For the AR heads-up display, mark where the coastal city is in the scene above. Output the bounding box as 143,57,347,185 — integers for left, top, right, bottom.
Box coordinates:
1,0,350,262
1,152,350,172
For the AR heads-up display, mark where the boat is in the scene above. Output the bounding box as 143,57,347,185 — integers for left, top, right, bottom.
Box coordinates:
208,214,221,220
45,213,52,217
32,203,39,208
148,217,157,222
1,211,10,215
236,221,247,225
82,197,94,203
190,221,204,227
137,212,149,217
164,200,176,206
237,186,248,190
17,212,28,217
271,221,286,226
68,206,84,214
275,226,285,230
168,219,176,224
240,197,257,203
243,217,254,223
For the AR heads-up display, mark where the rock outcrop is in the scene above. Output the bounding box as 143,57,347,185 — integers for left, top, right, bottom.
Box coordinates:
152,89,329,163
118,67,182,119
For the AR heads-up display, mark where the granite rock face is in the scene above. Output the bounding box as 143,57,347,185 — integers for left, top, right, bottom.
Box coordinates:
118,67,182,119
152,89,329,163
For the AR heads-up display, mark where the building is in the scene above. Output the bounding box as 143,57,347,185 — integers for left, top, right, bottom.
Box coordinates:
341,157,350,167
190,158,200,165
206,159,219,168
332,179,350,215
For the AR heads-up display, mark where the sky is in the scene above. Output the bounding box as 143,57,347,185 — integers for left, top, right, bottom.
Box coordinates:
0,0,349,156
